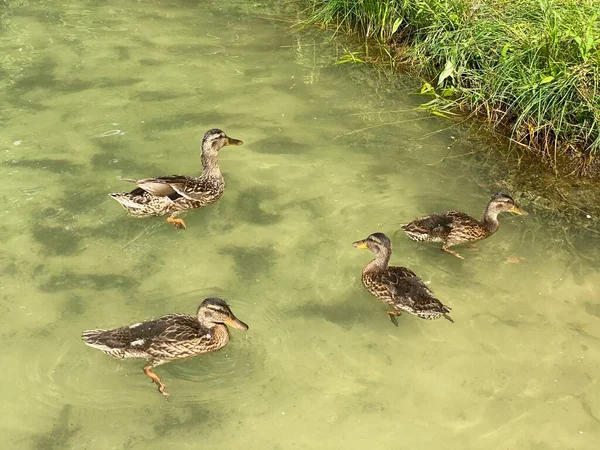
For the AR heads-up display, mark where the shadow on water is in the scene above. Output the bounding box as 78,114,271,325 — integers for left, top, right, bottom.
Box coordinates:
94,77,144,89
139,58,164,67
61,294,87,316
279,196,327,220
27,404,79,450
289,294,372,328
251,134,311,155
38,270,140,293
32,224,82,256
114,45,131,61
230,186,280,225
132,90,185,102
153,403,221,436
57,190,107,214
218,245,277,282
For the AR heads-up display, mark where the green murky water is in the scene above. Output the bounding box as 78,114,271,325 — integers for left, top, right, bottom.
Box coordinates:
1,1,599,449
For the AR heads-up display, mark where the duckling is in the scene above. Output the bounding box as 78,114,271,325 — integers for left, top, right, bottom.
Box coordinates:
353,232,453,326
82,298,248,400
109,128,243,229
401,192,527,259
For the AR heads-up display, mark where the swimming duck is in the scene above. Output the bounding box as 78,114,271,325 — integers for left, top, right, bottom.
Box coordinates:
401,192,527,259
353,232,453,326
109,128,243,229
82,298,248,400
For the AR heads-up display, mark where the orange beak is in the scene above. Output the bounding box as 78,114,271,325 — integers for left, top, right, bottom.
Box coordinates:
509,205,528,216
225,316,249,331
352,239,368,249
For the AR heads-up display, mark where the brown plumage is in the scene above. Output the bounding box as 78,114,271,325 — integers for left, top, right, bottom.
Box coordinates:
401,192,527,259
353,232,453,326
82,298,248,400
109,128,243,229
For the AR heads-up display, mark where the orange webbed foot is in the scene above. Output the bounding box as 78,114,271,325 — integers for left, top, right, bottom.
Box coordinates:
442,246,464,259
167,217,186,230
143,364,171,401
386,311,401,327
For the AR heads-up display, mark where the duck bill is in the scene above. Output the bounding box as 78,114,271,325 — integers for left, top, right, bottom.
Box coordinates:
225,316,249,331
352,239,368,249
226,137,243,146
509,206,528,216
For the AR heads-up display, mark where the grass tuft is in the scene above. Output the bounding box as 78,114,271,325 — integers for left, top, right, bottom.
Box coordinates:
303,0,600,176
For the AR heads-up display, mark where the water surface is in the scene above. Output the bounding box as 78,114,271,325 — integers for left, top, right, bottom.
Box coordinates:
1,1,599,449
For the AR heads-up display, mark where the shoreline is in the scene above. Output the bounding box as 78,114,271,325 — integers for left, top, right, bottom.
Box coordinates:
300,0,600,179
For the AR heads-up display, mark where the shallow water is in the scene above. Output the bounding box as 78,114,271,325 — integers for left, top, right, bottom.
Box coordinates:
1,1,599,449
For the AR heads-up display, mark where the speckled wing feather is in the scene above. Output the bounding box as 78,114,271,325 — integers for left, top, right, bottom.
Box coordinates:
381,266,434,304
444,211,480,229
402,210,482,244
402,213,455,242
382,266,451,320
83,315,209,353
444,210,488,245
161,176,223,203
386,265,419,279
133,175,193,199
90,319,169,351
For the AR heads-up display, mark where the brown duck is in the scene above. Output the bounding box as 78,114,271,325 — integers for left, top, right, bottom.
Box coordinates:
401,192,527,259
82,298,248,400
109,128,243,229
353,232,453,326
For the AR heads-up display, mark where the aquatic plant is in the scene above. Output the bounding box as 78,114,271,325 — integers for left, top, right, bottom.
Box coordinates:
303,0,600,176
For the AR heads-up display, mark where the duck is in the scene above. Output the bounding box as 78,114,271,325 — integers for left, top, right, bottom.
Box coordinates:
81,297,248,400
353,232,453,326
401,192,527,259
109,128,243,229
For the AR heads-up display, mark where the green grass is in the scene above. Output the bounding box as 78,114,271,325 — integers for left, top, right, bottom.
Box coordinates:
303,0,600,176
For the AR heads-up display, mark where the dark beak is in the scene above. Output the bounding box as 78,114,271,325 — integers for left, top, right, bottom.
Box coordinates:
225,315,249,331
226,137,244,146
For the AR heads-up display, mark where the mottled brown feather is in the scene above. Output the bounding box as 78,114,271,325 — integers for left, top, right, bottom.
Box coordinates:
355,232,453,323
81,313,226,362
401,193,525,250
109,129,239,218
363,268,452,321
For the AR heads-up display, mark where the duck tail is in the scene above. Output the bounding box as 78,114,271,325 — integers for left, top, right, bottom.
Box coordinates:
82,329,111,350
441,304,453,323
117,177,139,184
108,190,148,209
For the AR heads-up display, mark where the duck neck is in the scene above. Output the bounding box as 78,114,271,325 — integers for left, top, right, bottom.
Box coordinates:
210,323,230,349
196,321,230,351
201,149,222,179
363,250,391,275
481,203,500,234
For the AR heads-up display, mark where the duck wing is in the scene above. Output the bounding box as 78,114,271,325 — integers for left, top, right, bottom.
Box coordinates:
82,314,208,353
382,266,433,301
402,211,479,242
444,211,481,229
401,213,455,242
119,175,193,199
383,266,452,321
133,176,222,204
